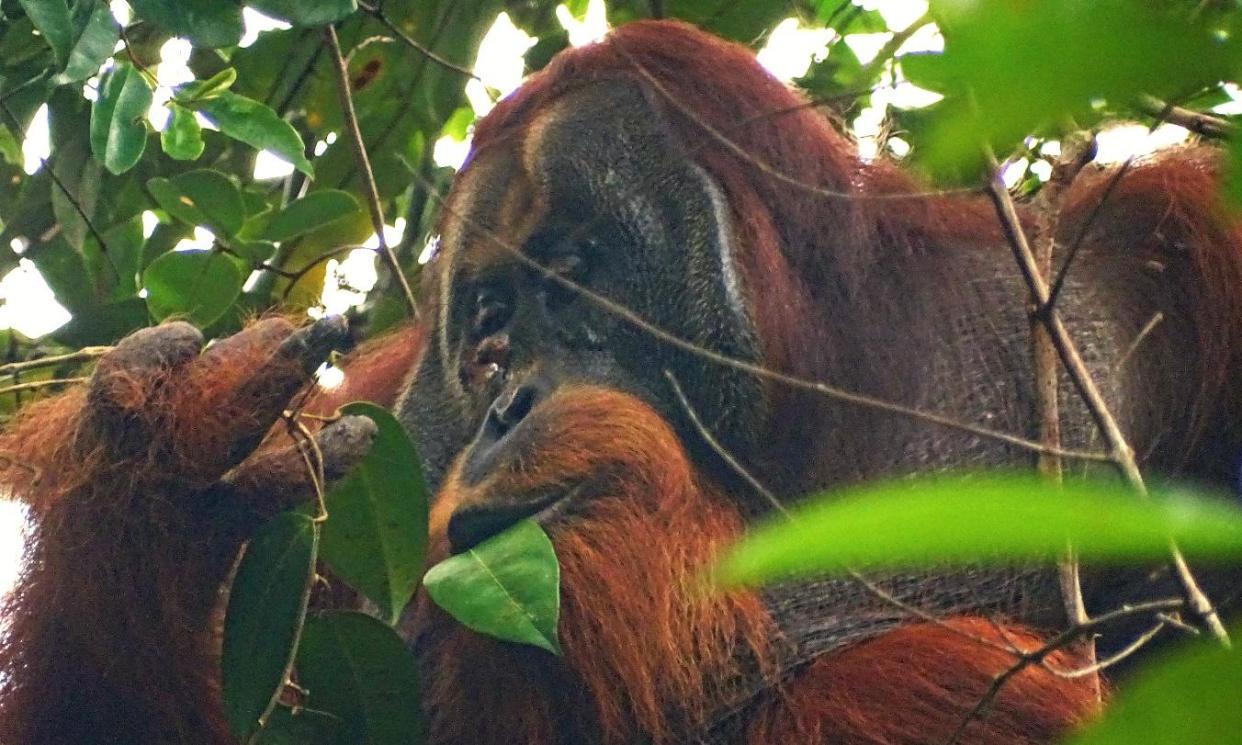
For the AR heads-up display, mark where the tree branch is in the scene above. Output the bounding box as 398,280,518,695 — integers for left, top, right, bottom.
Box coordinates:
323,25,419,320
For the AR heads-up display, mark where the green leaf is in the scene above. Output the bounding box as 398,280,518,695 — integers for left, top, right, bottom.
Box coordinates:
1066,627,1242,745
263,190,360,242
161,106,205,160
51,297,149,346
248,0,357,26
56,0,120,84
714,472,1242,587
254,706,347,745
127,0,243,48
423,519,562,654
143,249,244,326
147,169,245,237
297,611,423,745
89,61,152,175
910,2,1237,177
174,68,238,103
222,512,318,743
319,403,427,625
19,0,73,66
194,91,313,176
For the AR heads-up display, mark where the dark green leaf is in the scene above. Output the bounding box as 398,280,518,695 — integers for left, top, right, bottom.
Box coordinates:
161,106,205,160
319,402,427,625
56,0,120,84
229,239,276,264
19,0,72,66
48,89,98,249
51,297,148,346
147,169,245,236
263,190,360,242
715,473,1242,587
194,91,312,176
143,249,244,326
248,0,356,26
127,0,243,48
222,512,318,743
1066,627,1242,745
298,611,423,745
423,519,562,654
89,61,152,175
253,706,347,745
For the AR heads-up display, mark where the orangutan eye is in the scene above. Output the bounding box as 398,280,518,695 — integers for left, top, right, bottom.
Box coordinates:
472,287,511,340
539,246,592,312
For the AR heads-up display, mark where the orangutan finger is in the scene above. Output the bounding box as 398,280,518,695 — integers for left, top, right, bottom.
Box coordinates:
216,414,378,529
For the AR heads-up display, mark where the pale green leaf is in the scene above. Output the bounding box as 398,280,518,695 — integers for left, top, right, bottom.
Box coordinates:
715,473,1242,587
263,190,360,242
89,61,152,175
194,91,313,176
423,519,562,654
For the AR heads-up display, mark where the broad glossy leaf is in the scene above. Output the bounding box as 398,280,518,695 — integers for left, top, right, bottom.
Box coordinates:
248,0,357,26
161,106,205,160
297,611,423,745
715,473,1242,587
195,92,313,176
1067,627,1242,745
56,0,120,84
143,249,244,326
263,190,360,242
19,0,72,66
423,519,562,654
319,402,427,625
89,61,152,175
147,169,244,236
127,0,243,48
222,512,318,742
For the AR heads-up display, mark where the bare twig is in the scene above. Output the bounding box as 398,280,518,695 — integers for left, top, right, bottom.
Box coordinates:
1025,131,1100,700
414,168,1109,463
854,10,934,84
943,598,1184,745
1135,94,1234,139
984,153,1230,645
611,37,981,202
0,378,87,396
665,368,1021,654
357,2,483,82
0,348,110,377
323,25,419,320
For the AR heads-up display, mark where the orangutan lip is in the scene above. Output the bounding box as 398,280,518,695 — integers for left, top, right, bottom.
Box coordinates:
447,487,579,554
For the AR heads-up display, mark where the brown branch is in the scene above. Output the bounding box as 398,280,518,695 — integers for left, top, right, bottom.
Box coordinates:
853,10,934,85
323,25,419,320
943,597,1185,745
610,36,981,202
357,2,482,82
984,153,1230,645
0,347,110,377
0,378,87,396
1026,131,1100,700
413,168,1110,463
1135,93,1234,139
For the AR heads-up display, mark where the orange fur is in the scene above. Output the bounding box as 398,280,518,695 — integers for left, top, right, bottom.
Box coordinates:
418,388,777,745
748,619,1100,745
